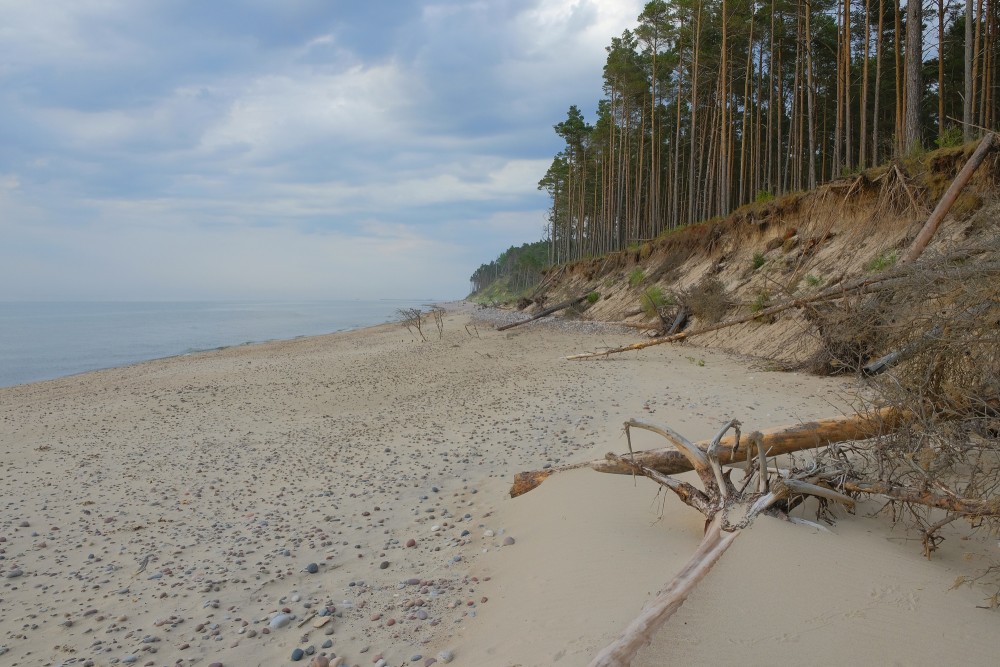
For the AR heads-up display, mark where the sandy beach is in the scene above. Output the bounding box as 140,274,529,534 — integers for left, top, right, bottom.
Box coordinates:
1,305,996,667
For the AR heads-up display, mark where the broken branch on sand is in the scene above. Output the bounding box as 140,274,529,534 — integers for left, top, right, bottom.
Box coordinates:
509,408,907,498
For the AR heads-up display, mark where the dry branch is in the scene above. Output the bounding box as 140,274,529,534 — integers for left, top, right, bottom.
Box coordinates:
509,408,906,498
841,480,1000,517
496,294,589,331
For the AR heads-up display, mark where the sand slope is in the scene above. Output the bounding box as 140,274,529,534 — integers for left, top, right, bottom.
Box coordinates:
0,307,995,667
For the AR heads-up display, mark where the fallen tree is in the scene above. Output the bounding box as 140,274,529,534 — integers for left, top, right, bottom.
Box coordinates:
902,133,997,263
580,411,1000,665
496,294,590,331
509,408,906,498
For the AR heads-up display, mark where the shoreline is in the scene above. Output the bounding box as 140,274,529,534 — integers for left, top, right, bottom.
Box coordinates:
1,307,995,666
0,299,449,390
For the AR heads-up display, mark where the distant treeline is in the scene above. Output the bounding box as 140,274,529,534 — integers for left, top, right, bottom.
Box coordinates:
469,241,550,296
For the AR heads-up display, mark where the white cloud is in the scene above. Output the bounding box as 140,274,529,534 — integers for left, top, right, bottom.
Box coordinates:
0,0,642,300
198,62,417,162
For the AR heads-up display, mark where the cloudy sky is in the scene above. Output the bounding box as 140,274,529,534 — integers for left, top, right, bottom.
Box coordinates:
0,0,644,301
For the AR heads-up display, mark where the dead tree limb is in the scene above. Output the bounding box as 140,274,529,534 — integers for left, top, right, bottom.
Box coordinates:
589,419,854,665
841,480,1000,517
509,408,905,498
496,294,590,331
902,133,996,263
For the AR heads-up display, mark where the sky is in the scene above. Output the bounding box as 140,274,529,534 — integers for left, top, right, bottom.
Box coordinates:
0,0,645,301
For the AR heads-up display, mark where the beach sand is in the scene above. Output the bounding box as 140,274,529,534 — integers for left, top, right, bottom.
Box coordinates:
1,306,995,667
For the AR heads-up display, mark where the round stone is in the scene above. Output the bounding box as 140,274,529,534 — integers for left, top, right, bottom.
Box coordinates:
379,561,389,570
405,539,416,548
269,613,293,630
291,647,305,661
502,536,516,546
305,563,319,574
437,650,454,663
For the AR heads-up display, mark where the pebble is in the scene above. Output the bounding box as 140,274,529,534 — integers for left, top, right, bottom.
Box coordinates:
269,613,293,630
291,647,305,661
313,616,330,628
6,568,23,578
437,649,454,663
209,663,223,667
406,539,416,547
503,536,516,546
322,639,333,649
305,562,319,574
310,657,330,667
379,561,390,569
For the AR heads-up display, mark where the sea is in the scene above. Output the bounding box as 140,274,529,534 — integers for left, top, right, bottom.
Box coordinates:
0,299,435,388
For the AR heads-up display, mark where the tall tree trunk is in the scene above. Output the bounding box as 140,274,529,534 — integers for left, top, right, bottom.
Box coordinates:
904,0,923,153
966,0,975,139
719,0,730,214
873,0,884,163
894,0,903,155
860,0,871,169
689,1,702,223
845,0,854,170
805,0,817,188
834,0,844,174
938,0,946,141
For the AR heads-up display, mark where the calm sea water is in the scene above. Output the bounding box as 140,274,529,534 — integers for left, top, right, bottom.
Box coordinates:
0,300,433,388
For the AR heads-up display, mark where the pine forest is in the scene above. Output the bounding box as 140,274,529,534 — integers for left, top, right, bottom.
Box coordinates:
532,0,997,266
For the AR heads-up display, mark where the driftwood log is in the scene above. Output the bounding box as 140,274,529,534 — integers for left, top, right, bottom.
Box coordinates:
496,294,590,332
509,408,905,498
588,419,856,666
